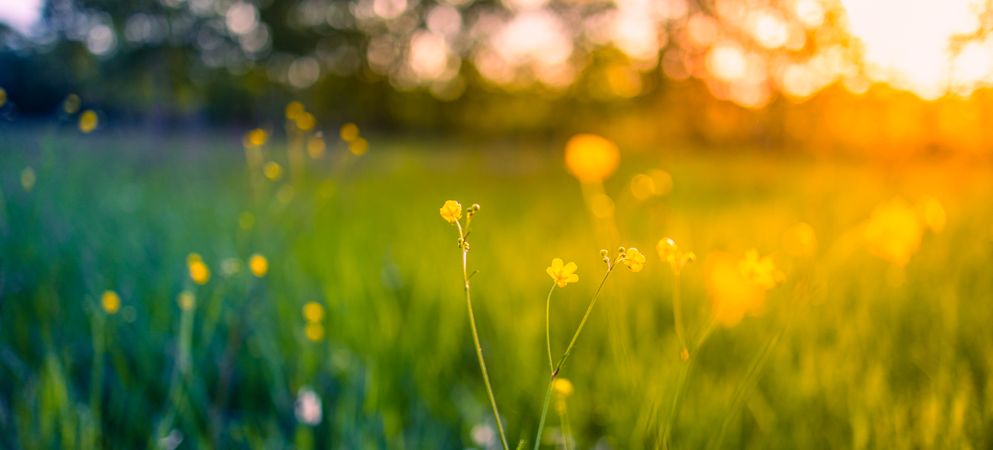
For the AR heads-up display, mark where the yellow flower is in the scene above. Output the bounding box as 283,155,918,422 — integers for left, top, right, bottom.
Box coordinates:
79,110,98,133
705,253,763,327
656,238,695,273
340,123,360,142
546,258,579,288
564,134,620,183
439,200,462,224
552,378,574,398
101,290,121,314
294,112,316,131
0,87,6,107
865,198,923,267
705,250,782,327
177,291,196,311
348,137,369,156
621,247,646,272
305,323,325,341
187,254,210,285
285,101,305,121
243,128,268,148
307,134,326,159
738,250,783,290
249,254,268,277
263,161,283,181
303,301,325,323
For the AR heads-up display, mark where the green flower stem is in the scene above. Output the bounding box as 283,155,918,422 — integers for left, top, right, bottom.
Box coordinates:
534,265,615,450
457,220,510,450
672,271,689,359
545,282,557,374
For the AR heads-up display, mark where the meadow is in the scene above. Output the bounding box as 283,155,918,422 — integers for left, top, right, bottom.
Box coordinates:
1,123,992,449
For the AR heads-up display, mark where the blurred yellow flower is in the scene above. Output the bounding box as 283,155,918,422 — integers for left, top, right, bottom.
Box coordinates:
340,123,360,142
79,110,98,133
656,238,695,273
177,291,196,311
865,198,923,267
0,87,6,107
782,222,817,258
546,258,579,288
305,323,325,341
303,301,325,323
249,254,268,277
621,247,646,272
307,134,326,159
63,94,80,114
705,251,782,327
564,134,620,183
439,200,462,224
263,161,283,181
20,167,36,192
349,137,369,156
243,128,268,148
294,112,316,131
187,254,210,285
285,101,305,120
552,378,574,398
738,250,784,290
629,170,672,201
101,290,121,314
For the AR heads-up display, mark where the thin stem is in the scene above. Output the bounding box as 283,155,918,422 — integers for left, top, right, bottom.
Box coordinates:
534,266,614,450
457,220,510,450
545,282,557,374
672,271,688,359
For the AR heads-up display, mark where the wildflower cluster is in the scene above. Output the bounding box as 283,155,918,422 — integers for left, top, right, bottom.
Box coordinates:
302,302,326,342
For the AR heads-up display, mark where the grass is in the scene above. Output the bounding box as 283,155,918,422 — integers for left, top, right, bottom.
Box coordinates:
1,125,992,449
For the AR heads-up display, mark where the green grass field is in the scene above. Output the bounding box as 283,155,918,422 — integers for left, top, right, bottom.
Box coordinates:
1,127,992,449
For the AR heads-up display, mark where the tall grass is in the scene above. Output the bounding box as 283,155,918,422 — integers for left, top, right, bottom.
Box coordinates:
0,126,991,448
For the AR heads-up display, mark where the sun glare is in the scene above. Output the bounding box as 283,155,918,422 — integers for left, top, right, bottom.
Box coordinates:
840,0,993,99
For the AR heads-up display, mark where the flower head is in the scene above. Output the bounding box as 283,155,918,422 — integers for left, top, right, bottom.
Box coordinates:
656,237,695,273
621,247,646,272
546,258,579,288
101,290,121,314
865,198,923,267
564,134,620,183
706,250,783,327
738,250,783,290
439,200,462,224
249,254,268,277
305,323,324,341
243,128,268,149
79,110,98,133
552,378,574,398
302,301,325,323
187,253,210,285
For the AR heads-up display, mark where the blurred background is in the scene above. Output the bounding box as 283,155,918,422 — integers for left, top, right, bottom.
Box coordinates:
2,0,993,152
2,1,993,449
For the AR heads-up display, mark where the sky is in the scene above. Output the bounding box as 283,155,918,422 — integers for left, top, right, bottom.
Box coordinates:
0,0,43,35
